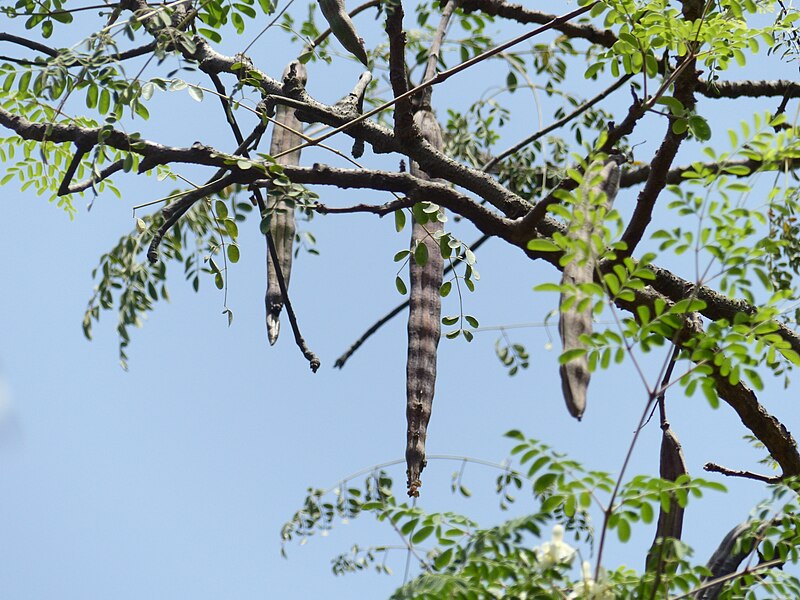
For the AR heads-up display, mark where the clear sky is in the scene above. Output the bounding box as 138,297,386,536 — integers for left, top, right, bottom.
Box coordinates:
1,2,799,599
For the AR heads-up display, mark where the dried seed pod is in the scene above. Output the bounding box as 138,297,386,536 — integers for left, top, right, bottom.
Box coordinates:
645,423,687,570
558,154,623,420
265,61,308,345
406,110,445,497
697,521,771,599
318,0,369,66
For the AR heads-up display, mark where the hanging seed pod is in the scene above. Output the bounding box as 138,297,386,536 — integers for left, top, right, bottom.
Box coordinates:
558,154,623,420
645,423,687,570
697,521,771,599
266,61,308,346
318,0,369,66
406,110,445,497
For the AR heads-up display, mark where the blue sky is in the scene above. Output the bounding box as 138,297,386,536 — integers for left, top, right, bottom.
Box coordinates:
1,2,799,598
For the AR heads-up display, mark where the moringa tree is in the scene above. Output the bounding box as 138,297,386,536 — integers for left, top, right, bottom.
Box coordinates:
2,0,800,596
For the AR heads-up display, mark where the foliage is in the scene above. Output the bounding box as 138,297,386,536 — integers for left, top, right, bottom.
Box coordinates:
3,0,800,596
282,431,800,599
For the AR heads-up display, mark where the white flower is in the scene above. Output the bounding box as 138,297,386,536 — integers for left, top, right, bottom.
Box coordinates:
568,561,614,600
535,524,576,568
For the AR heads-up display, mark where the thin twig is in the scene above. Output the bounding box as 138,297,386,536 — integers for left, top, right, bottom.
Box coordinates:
703,463,782,484
265,230,320,372
482,74,634,173
333,235,490,368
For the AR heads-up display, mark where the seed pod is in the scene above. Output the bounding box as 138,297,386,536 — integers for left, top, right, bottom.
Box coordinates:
697,520,771,599
265,61,307,345
318,0,369,66
406,110,445,497
558,154,623,420
645,423,687,570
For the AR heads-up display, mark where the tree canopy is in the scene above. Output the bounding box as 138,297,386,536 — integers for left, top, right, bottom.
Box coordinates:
3,0,800,597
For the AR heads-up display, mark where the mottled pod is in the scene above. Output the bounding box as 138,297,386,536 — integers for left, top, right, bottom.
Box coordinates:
558,154,623,420
645,424,687,570
406,110,445,497
318,0,369,66
265,61,308,345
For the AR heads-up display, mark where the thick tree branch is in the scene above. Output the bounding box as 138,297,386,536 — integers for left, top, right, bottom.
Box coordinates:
258,164,516,240
697,78,800,99
62,159,126,195
0,106,263,174
384,0,414,137
0,32,59,57
620,41,700,253
612,290,800,477
457,0,617,47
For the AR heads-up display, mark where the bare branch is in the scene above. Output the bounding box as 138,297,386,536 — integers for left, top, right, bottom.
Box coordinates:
266,230,321,372
333,235,491,368
0,32,59,57
703,463,782,484
483,74,634,173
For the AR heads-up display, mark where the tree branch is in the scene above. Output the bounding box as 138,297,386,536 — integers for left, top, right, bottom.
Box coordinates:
703,462,783,484
457,0,617,47
0,32,59,57
257,164,516,240
696,78,800,99
483,74,634,173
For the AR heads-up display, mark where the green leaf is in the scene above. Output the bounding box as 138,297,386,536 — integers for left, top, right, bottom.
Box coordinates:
688,115,712,141
464,315,479,328
224,219,239,239
433,548,453,570
559,348,587,364
440,281,452,297
198,28,222,43
411,526,434,544
257,0,275,13
616,517,631,542
534,282,562,293
564,494,576,517
527,239,560,252
656,96,684,116
227,245,240,263
414,241,428,266
86,83,98,109
215,200,228,219
640,501,654,524
98,89,111,115
395,276,407,295
394,209,406,232
188,85,204,102
534,473,558,495
672,118,688,135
